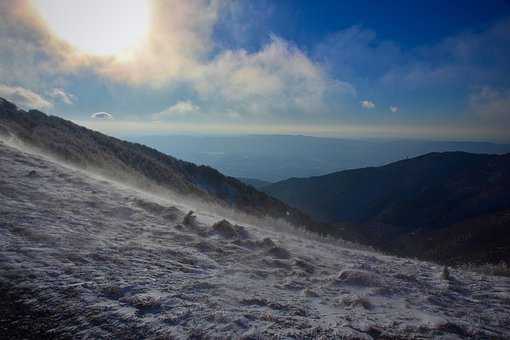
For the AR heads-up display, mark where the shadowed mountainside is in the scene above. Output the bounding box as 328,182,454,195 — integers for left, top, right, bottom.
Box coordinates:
264,152,510,264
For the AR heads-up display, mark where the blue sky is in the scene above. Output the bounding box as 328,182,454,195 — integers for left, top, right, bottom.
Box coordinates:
215,0,510,49
0,0,509,141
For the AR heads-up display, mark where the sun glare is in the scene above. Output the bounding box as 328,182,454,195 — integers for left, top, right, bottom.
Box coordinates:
32,0,150,56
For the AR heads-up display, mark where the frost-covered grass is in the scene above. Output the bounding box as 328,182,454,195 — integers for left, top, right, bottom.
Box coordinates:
1,142,510,339
458,261,510,277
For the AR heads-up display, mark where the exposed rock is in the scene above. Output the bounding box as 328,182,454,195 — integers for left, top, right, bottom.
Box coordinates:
27,170,38,178
211,219,249,239
183,210,197,226
135,199,181,221
258,237,276,249
294,258,315,273
127,294,162,312
336,269,380,287
266,246,291,259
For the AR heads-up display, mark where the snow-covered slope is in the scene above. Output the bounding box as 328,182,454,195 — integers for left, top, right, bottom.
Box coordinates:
1,141,509,339
0,98,314,230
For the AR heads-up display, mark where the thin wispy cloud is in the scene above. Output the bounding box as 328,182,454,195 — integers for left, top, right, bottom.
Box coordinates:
153,100,200,120
91,112,113,120
469,86,510,123
49,88,75,105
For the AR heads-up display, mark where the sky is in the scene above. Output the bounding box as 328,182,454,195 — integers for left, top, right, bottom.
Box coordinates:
0,0,509,141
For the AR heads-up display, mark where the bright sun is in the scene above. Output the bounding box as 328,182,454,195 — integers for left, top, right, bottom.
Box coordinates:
32,0,150,56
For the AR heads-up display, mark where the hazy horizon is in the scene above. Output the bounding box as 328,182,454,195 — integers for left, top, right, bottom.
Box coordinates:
123,133,510,181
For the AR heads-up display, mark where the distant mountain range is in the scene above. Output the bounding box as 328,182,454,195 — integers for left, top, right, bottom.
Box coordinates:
126,134,510,182
263,152,510,264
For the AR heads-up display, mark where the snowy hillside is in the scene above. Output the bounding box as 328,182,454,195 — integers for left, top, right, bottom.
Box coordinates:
1,141,510,339
0,98,314,230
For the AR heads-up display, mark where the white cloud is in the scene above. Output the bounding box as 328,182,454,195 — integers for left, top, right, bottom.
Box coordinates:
0,1,83,88
197,36,355,116
0,1,355,119
0,84,52,110
469,86,510,123
96,0,221,86
390,106,399,112
361,100,375,109
0,0,219,88
91,112,113,120
153,100,200,120
49,88,75,105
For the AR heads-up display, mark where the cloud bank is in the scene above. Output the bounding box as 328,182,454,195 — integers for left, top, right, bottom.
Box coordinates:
0,0,354,120
0,84,52,110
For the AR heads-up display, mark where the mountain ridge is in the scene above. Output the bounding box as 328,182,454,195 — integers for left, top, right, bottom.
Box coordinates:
263,150,510,264
0,97,316,230
264,151,510,225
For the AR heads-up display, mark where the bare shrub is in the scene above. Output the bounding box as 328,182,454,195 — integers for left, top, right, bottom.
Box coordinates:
211,219,249,239
294,258,315,273
441,266,450,280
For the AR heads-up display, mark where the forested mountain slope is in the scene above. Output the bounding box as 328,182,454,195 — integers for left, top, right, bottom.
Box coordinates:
0,97,313,229
264,152,510,264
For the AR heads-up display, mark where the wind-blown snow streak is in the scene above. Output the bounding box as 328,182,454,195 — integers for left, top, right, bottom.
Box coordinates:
0,141,509,339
